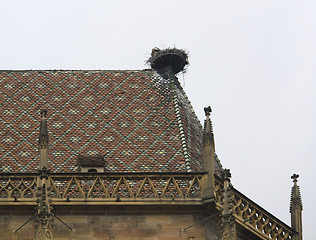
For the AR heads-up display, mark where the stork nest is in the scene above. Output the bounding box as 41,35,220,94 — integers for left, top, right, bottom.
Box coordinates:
147,48,189,76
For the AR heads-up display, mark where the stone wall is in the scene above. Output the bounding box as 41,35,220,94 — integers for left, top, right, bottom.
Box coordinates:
0,205,220,240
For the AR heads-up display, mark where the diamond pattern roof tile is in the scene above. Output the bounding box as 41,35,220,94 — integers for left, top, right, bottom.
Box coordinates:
0,70,215,174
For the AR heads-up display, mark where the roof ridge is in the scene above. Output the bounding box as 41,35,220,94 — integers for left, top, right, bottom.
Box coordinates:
170,77,192,172
175,78,203,130
0,69,152,72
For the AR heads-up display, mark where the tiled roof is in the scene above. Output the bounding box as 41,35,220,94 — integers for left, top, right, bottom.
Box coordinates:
0,70,222,173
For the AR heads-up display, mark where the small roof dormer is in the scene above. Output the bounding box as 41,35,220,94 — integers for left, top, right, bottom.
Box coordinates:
78,155,105,173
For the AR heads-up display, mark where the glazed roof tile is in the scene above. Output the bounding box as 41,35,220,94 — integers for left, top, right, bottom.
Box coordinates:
0,70,222,174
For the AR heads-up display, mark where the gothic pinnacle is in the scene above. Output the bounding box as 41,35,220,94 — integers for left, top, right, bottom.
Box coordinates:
202,106,215,201
221,169,233,215
219,168,237,240
290,173,303,240
39,109,49,170
39,109,48,149
203,106,214,149
290,173,303,212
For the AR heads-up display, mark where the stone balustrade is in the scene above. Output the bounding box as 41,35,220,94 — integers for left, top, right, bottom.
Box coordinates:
0,173,295,239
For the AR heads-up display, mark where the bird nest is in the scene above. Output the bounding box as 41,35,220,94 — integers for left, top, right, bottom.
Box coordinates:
147,48,189,77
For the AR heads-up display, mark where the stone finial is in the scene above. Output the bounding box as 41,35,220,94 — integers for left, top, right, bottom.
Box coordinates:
291,173,299,182
203,106,214,146
204,106,212,116
40,109,47,118
222,169,231,181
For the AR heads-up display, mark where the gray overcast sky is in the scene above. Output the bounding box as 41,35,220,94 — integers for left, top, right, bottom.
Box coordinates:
1,0,315,238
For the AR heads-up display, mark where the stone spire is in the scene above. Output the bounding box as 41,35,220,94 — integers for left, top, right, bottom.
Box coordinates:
290,174,303,240
39,109,49,170
35,109,53,240
202,106,215,201
219,169,237,240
